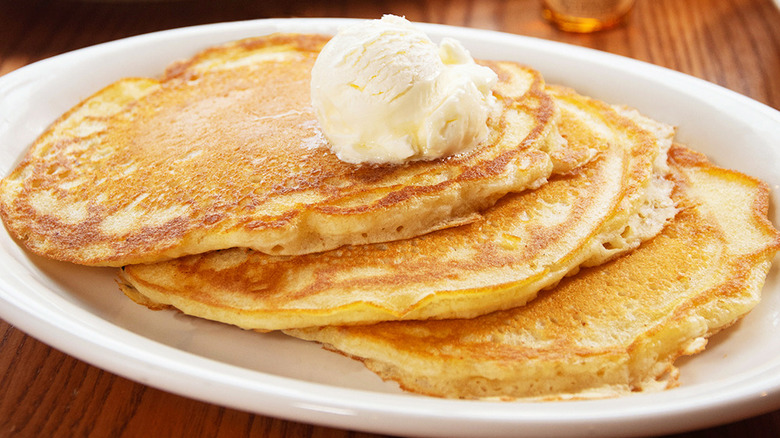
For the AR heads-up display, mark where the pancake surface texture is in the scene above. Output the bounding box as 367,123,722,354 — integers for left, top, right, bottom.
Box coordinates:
118,86,676,331
0,34,578,267
287,145,780,400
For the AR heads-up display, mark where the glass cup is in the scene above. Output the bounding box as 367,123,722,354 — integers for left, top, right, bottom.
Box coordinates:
542,0,637,33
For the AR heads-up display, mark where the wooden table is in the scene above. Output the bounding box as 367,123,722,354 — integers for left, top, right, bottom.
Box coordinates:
1,0,779,436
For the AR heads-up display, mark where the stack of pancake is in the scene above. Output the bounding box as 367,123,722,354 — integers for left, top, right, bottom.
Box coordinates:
1,33,778,401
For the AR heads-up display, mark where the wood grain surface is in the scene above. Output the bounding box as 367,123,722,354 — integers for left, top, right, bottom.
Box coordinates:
1,0,779,437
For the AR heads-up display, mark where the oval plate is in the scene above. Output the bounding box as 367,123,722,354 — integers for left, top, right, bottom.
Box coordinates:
1,18,779,438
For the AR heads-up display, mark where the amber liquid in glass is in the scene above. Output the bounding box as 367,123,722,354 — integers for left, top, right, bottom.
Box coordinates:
542,0,636,33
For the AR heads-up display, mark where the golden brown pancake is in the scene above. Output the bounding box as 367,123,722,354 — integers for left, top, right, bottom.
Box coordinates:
117,86,675,331
0,34,587,267
286,145,780,400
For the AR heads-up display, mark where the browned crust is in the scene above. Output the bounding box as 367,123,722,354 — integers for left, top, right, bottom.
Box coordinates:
286,145,780,400
0,34,562,266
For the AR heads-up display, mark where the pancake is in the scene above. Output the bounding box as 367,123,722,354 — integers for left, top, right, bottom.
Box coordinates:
286,144,780,400
117,86,676,331
0,34,588,267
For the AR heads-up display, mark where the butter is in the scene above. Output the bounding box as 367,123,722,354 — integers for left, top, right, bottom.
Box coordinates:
310,15,497,164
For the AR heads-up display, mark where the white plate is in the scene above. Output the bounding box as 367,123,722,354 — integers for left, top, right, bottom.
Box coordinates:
1,18,780,438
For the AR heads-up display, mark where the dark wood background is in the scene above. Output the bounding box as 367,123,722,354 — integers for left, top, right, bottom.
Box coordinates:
1,0,779,436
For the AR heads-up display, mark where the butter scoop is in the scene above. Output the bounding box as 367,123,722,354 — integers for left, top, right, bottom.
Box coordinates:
310,15,498,164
